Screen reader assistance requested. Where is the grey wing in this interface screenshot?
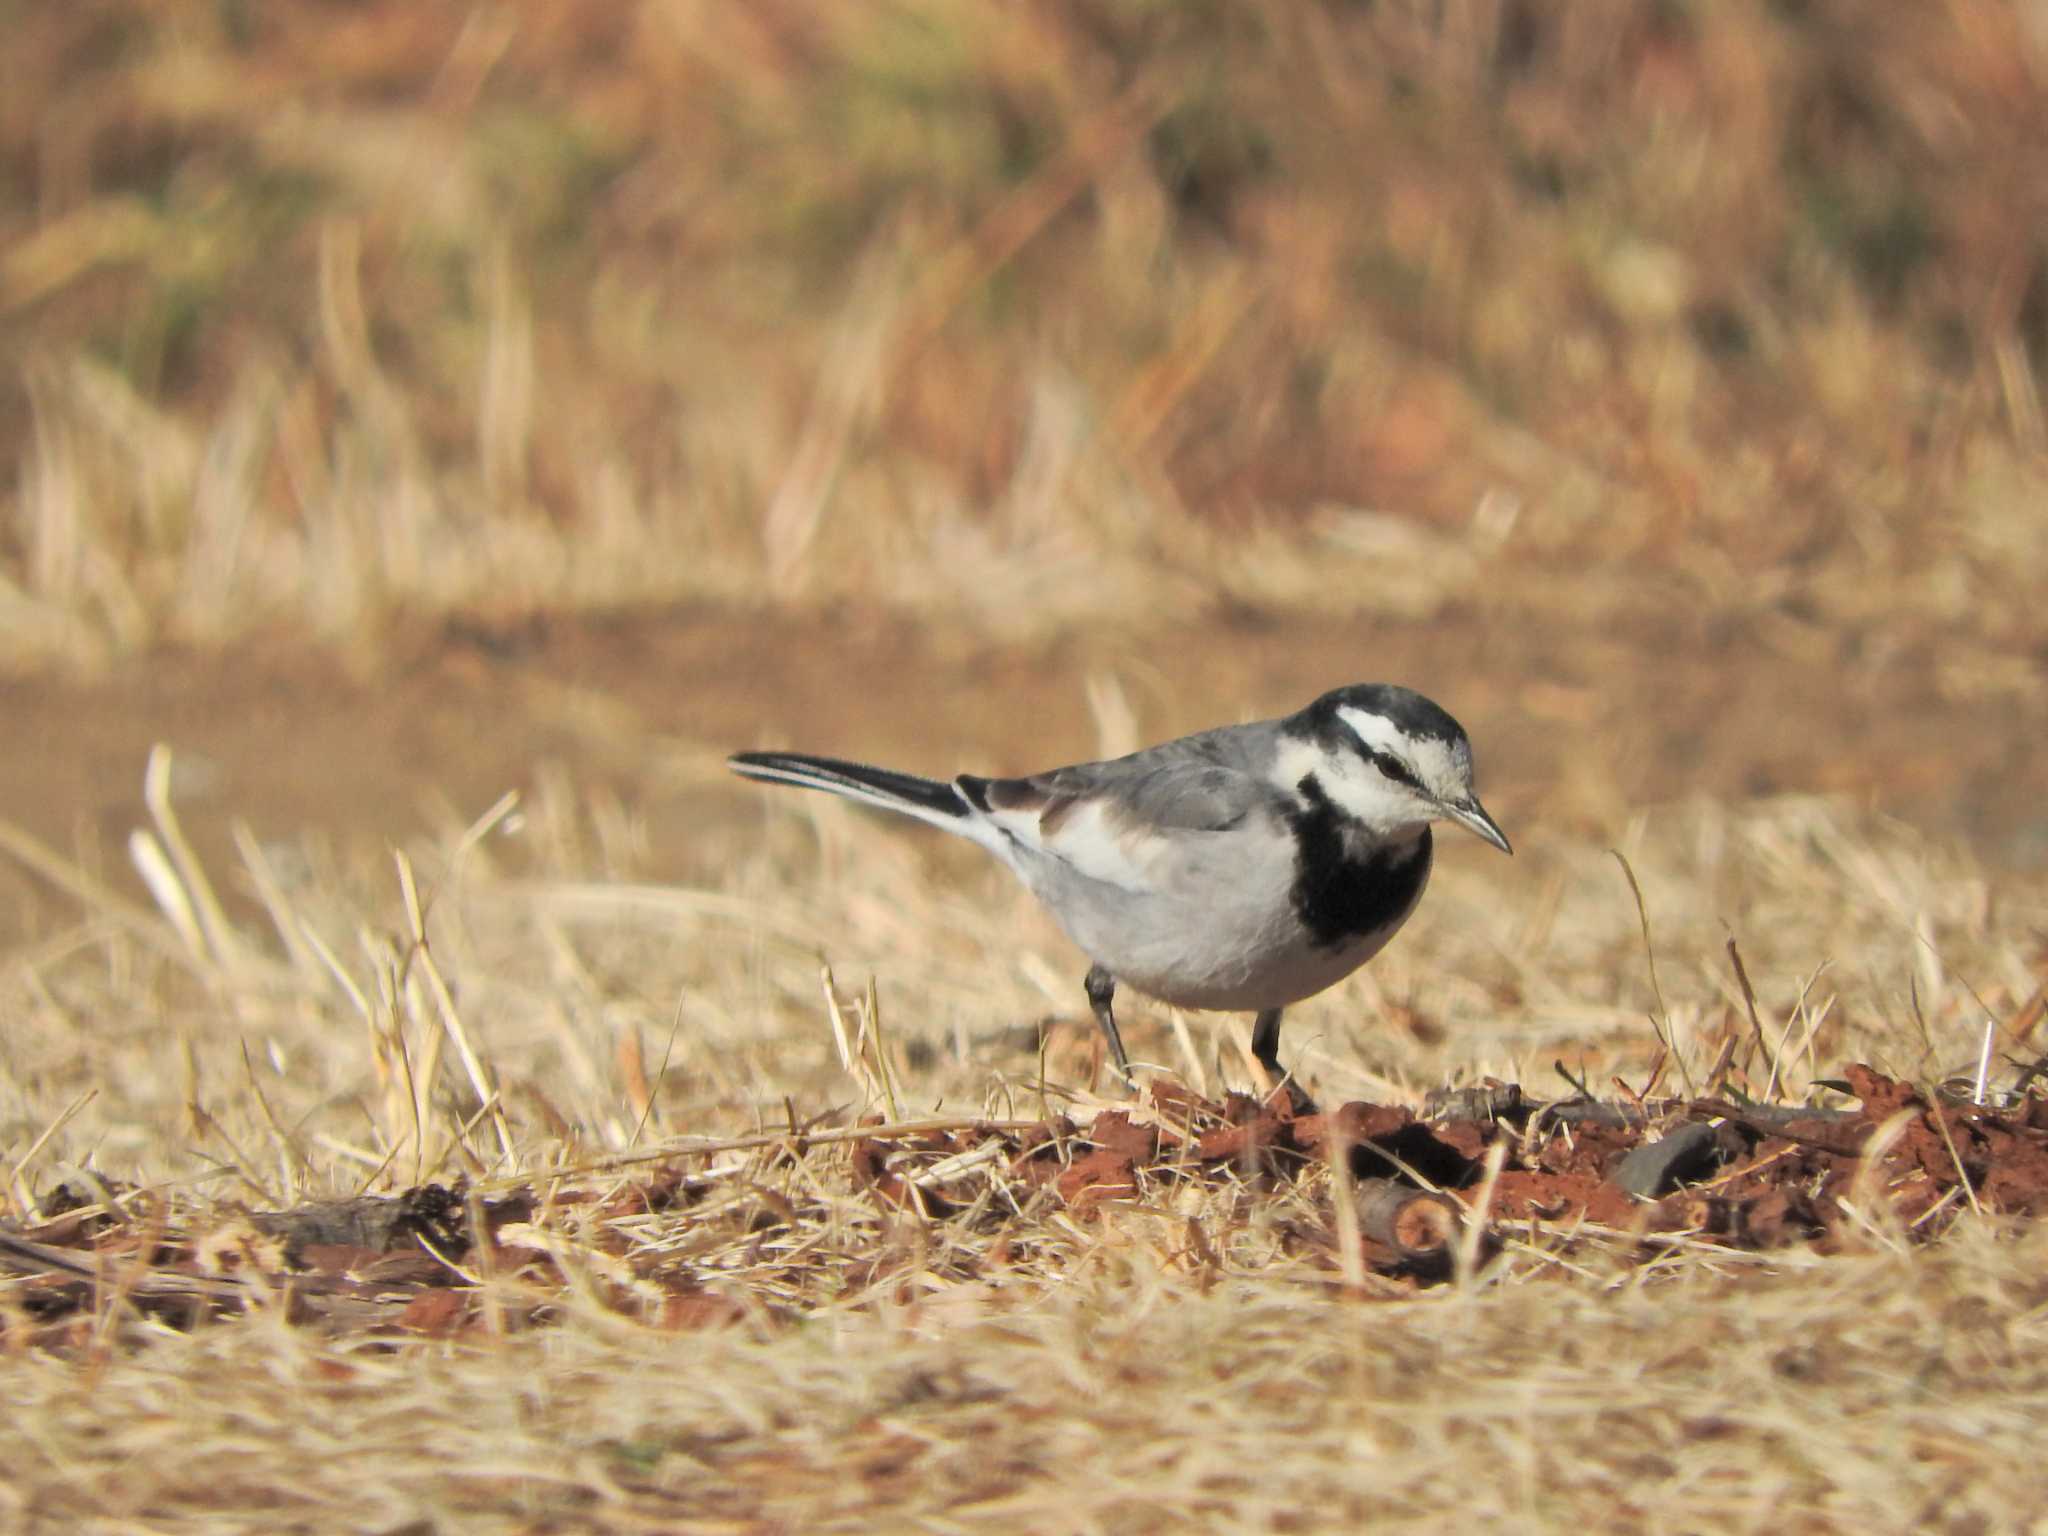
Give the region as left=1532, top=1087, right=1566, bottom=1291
left=965, top=736, right=1283, bottom=890
left=1027, top=759, right=1264, bottom=831
left=1017, top=720, right=1282, bottom=829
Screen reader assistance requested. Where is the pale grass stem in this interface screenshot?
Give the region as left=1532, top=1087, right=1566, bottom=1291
left=238, top=1039, right=306, bottom=1200
left=1724, top=936, right=1780, bottom=1092
left=1927, top=1103, right=1987, bottom=1220
left=6, top=1088, right=98, bottom=1220
left=1611, top=849, right=1694, bottom=1097
left=128, top=831, right=206, bottom=962
left=1768, top=963, right=1835, bottom=1101
left=1167, top=1009, right=1209, bottom=1096
left=862, top=973, right=900, bottom=1123
left=230, top=822, right=323, bottom=981
left=820, top=965, right=901, bottom=1120
left=622, top=991, right=687, bottom=1151
left=1840, top=1107, right=1922, bottom=1255
left=1326, top=1117, right=1367, bottom=1294
left=142, top=745, right=246, bottom=973
left=359, top=926, right=434, bottom=1188
left=396, top=849, right=517, bottom=1166
left=1948, top=968, right=2013, bottom=1106
left=1454, top=1137, right=1510, bottom=1290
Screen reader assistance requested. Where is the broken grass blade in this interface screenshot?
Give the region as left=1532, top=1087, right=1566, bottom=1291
left=231, top=821, right=323, bottom=980
left=1609, top=848, right=1694, bottom=1097
left=821, top=964, right=857, bottom=1078
left=1927, top=1102, right=1986, bottom=1220
left=296, top=919, right=374, bottom=1027
left=1725, top=935, right=1779, bottom=1092
left=451, top=789, right=521, bottom=866
left=910, top=1141, right=1006, bottom=1190
left=6, top=1087, right=98, bottom=1220
left=625, top=991, right=686, bottom=1152
left=397, top=849, right=516, bottom=1166
left=0, top=816, right=205, bottom=975
left=129, top=828, right=208, bottom=962
left=143, top=743, right=247, bottom=972
left=1326, top=1109, right=1367, bottom=1292
left=864, top=973, right=900, bottom=1123
left=1454, top=1136, right=1509, bottom=1290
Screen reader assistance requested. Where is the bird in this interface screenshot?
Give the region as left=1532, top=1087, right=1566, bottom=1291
left=728, top=683, right=1510, bottom=1098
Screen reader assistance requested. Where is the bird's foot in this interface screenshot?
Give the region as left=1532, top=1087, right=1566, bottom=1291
left=1254, top=1062, right=1317, bottom=1118
left=1270, top=1077, right=1318, bottom=1119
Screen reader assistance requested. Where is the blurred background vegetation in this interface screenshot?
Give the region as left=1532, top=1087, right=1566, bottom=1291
left=5, top=0, right=2045, bottom=670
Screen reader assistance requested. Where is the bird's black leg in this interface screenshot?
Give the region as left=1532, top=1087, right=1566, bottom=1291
left=1083, top=964, right=1135, bottom=1087
left=1249, top=1008, right=1285, bottom=1078
left=1250, top=1008, right=1315, bottom=1114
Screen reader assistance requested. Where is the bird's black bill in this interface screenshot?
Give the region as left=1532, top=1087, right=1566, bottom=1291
left=1442, top=796, right=1512, bottom=855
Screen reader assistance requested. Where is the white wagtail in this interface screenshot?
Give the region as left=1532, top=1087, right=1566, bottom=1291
left=729, top=684, right=1510, bottom=1093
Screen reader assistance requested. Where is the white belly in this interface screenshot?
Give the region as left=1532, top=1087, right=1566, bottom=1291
left=1012, top=823, right=1431, bottom=1014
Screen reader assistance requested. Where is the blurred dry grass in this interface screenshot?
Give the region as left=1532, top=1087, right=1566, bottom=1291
left=8, top=3, right=2048, bottom=1529
left=4, top=1, right=2048, bottom=670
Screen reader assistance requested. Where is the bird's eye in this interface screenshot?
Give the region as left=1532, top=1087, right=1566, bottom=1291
left=1371, top=750, right=1423, bottom=791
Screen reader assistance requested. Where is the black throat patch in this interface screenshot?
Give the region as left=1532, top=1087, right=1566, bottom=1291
left=1285, top=774, right=1433, bottom=949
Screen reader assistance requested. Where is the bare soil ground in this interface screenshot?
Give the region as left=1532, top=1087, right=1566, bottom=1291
left=4, top=599, right=2043, bottom=958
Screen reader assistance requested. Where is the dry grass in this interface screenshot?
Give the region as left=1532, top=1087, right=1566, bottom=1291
left=4, top=752, right=2047, bottom=1530
left=6, top=1224, right=2047, bottom=1533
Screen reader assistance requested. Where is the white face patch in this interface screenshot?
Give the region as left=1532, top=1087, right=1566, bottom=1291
left=1334, top=704, right=1473, bottom=804
left=1272, top=733, right=1424, bottom=837
left=1333, top=705, right=1410, bottom=760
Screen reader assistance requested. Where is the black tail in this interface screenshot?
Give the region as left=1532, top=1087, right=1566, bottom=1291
left=727, top=751, right=971, bottom=824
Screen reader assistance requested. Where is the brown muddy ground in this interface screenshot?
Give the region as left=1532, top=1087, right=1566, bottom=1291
left=2, top=601, right=2043, bottom=945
